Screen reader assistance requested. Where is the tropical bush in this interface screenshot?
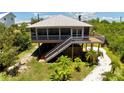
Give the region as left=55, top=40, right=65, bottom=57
left=13, top=32, right=31, bottom=52
left=85, top=50, right=99, bottom=65
left=120, top=52, right=124, bottom=64
left=0, top=23, right=18, bottom=70
left=50, top=56, right=90, bottom=81
left=50, top=56, right=73, bottom=81
left=74, top=57, right=85, bottom=72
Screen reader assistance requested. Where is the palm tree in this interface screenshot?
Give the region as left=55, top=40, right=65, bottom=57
left=85, top=50, right=98, bottom=65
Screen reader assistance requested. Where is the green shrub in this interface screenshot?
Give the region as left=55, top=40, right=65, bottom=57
left=50, top=56, right=73, bottom=81
left=74, top=57, right=84, bottom=72
left=13, top=32, right=31, bottom=52
left=120, top=52, right=124, bottom=64
left=85, top=50, right=99, bottom=65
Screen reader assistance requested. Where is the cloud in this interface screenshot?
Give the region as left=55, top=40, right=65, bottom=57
left=32, top=12, right=52, bottom=19
left=41, top=15, right=52, bottom=19
left=99, top=16, right=122, bottom=22
left=15, top=19, right=31, bottom=24
left=33, top=13, right=38, bottom=17
left=68, top=12, right=96, bottom=21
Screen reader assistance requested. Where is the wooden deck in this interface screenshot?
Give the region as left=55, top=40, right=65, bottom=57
left=82, top=37, right=103, bottom=43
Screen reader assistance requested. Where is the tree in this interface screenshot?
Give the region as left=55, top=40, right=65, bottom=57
left=19, top=23, right=28, bottom=33
left=101, top=20, right=110, bottom=24
left=31, top=17, right=43, bottom=24
left=0, top=47, right=18, bottom=70
left=0, top=23, right=18, bottom=70
left=13, top=23, right=31, bottom=52
left=85, top=50, right=98, bottom=65
left=120, top=52, right=124, bottom=63
left=13, top=32, right=31, bottom=52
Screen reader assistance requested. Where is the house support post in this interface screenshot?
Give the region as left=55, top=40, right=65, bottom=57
left=72, top=44, right=74, bottom=61
left=82, top=44, right=84, bottom=52
left=98, top=43, right=100, bottom=52
left=38, top=42, right=41, bottom=55
left=59, top=28, right=61, bottom=40
left=86, top=43, right=87, bottom=51
left=76, top=29, right=78, bottom=37
left=71, top=28, right=72, bottom=37
left=82, top=27, right=84, bottom=38
left=91, top=43, right=93, bottom=50
left=36, top=28, right=40, bottom=55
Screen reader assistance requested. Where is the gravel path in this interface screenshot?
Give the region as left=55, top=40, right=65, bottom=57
left=83, top=47, right=112, bottom=81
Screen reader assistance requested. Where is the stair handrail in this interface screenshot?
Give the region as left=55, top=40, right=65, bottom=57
left=45, top=36, right=72, bottom=58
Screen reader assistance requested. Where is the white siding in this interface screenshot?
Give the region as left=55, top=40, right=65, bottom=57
left=0, top=13, right=15, bottom=27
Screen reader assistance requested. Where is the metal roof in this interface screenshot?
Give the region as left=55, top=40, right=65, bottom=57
left=28, top=15, right=92, bottom=28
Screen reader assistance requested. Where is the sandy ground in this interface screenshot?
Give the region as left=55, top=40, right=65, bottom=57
left=83, top=47, right=112, bottom=81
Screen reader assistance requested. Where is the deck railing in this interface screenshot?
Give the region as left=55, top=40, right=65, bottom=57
left=31, top=34, right=105, bottom=43
left=31, top=35, right=70, bottom=40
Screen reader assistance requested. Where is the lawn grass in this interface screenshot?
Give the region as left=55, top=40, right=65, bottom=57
left=18, top=43, right=38, bottom=59
left=104, top=47, right=124, bottom=68
left=70, top=64, right=95, bottom=81
left=1, top=44, right=97, bottom=81
left=102, top=47, right=124, bottom=80
left=5, top=60, right=95, bottom=81
left=6, top=59, right=53, bottom=81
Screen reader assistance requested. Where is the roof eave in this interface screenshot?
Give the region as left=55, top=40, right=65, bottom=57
left=28, top=25, right=93, bottom=28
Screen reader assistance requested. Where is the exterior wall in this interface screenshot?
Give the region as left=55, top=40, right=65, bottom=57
left=0, top=14, right=15, bottom=27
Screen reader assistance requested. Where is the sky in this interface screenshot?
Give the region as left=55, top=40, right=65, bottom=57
left=11, top=12, right=124, bottom=23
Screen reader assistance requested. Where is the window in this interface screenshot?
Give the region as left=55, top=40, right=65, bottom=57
left=4, top=18, right=6, bottom=21
left=11, top=18, right=14, bottom=20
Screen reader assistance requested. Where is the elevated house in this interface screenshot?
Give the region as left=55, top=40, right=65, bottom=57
left=28, top=15, right=105, bottom=62
left=0, top=12, right=16, bottom=27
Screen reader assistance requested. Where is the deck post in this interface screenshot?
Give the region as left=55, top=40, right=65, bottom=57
left=59, top=28, right=61, bottom=40
left=82, top=44, right=84, bottom=52
left=47, top=28, right=49, bottom=40
left=91, top=43, right=93, bottom=50
left=72, top=44, right=74, bottom=61
left=38, top=42, right=41, bottom=55
left=86, top=43, right=87, bottom=51
left=36, top=28, right=38, bottom=40
left=35, top=28, right=40, bottom=55
left=82, top=27, right=84, bottom=38
left=71, top=28, right=73, bottom=37
left=76, top=29, right=78, bottom=37
left=98, top=43, right=100, bottom=52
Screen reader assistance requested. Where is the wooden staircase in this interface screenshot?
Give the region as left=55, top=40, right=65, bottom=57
left=45, top=37, right=83, bottom=62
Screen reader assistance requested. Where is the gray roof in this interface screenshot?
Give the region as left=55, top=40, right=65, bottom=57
left=28, top=15, right=92, bottom=28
